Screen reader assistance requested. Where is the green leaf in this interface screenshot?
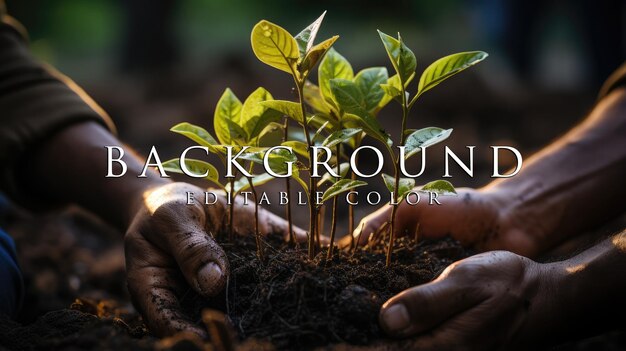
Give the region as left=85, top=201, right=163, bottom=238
left=319, top=48, right=353, bottom=106
left=317, top=162, right=350, bottom=186
left=321, top=179, right=367, bottom=203
left=240, top=87, right=282, bottom=143
left=329, top=78, right=367, bottom=116
left=355, top=67, right=388, bottom=112
left=240, top=148, right=298, bottom=175
left=312, top=120, right=330, bottom=143
left=303, top=81, right=332, bottom=115
left=214, top=88, right=242, bottom=145
left=257, top=122, right=284, bottom=146
left=381, top=173, right=415, bottom=202
left=251, top=20, right=300, bottom=75
left=342, top=113, right=391, bottom=147
left=170, top=122, right=221, bottom=154
left=292, top=169, right=309, bottom=194
left=377, top=30, right=416, bottom=85
left=260, top=100, right=303, bottom=123
left=224, top=118, right=248, bottom=145
left=322, top=128, right=362, bottom=148
left=378, top=73, right=414, bottom=109
left=294, top=11, right=326, bottom=57
left=404, top=127, right=453, bottom=160
left=162, top=158, right=223, bottom=189
left=226, top=173, right=275, bottom=194
left=282, top=140, right=309, bottom=160
left=299, top=36, right=339, bottom=77
left=420, top=179, right=457, bottom=195
left=417, top=51, right=488, bottom=97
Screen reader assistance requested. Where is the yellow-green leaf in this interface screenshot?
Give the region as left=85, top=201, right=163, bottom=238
left=299, top=35, right=339, bottom=78
left=421, top=179, right=456, bottom=195
left=322, top=128, right=362, bottom=148
left=404, top=127, right=453, bottom=160
left=170, top=122, right=221, bottom=154
left=251, top=20, right=299, bottom=75
left=294, top=11, right=326, bottom=57
left=319, top=48, right=353, bottom=106
left=417, top=51, right=488, bottom=97
left=240, top=87, right=282, bottom=143
left=303, top=81, right=332, bottom=115
left=355, top=67, right=388, bottom=112
left=317, top=162, right=350, bottom=186
left=321, top=179, right=367, bottom=203
left=282, top=140, right=309, bottom=160
left=260, top=100, right=304, bottom=123
left=214, top=88, right=242, bottom=145
left=377, top=30, right=416, bottom=85
left=162, top=158, right=223, bottom=189
left=381, top=173, right=415, bottom=202
left=226, top=173, right=275, bottom=194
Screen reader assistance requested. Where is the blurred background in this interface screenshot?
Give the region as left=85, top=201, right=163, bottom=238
left=5, top=0, right=626, bottom=229
left=3, top=1, right=626, bottom=335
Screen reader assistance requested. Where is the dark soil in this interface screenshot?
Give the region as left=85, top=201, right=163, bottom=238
left=181, top=234, right=470, bottom=350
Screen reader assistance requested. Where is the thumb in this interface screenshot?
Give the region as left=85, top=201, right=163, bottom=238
left=148, top=200, right=230, bottom=297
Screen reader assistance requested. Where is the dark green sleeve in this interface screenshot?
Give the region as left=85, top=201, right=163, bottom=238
left=598, top=62, right=626, bottom=99
left=0, top=9, right=115, bottom=200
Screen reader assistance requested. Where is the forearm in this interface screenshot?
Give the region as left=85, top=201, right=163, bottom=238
left=24, top=121, right=170, bottom=231
left=485, top=88, right=626, bottom=252
left=521, top=230, right=626, bottom=346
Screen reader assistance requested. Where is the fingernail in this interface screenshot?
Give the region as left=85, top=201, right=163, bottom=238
left=381, top=303, right=410, bottom=333
left=197, top=262, right=223, bottom=295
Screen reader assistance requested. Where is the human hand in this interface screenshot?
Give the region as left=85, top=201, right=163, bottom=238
left=378, top=251, right=549, bottom=350
left=124, top=182, right=306, bottom=337
left=346, top=187, right=541, bottom=257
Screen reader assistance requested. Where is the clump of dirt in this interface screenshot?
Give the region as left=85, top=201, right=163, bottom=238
left=183, top=234, right=470, bottom=350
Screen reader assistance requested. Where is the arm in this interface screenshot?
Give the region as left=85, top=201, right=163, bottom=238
left=378, top=230, right=626, bottom=350
left=0, top=16, right=303, bottom=336
left=354, top=87, right=626, bottom=257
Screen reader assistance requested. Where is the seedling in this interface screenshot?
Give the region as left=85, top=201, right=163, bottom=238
left=251, top=12, right=365, bottom=259
left=375, top=30, right=487, bottom=266
left=305, top=47, right=393, bottom=252
left=163, top=12, right=487, bottom=267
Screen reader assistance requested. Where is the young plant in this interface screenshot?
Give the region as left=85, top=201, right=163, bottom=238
left=375, top=30, right=488, bottom=266
left=304, top=48, right=393, bottom=250
left=164, top=86, right=281, bottom=258
left=251, top=12, right=363, bottom=259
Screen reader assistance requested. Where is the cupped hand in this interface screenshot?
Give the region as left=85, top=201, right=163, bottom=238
left=379, top=251, right=549, bottom=350
left=124, top=182, right=306, bottom=337
left=346, top=187, right=541, bottom=257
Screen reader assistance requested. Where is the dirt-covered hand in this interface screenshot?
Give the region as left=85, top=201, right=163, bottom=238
left=379, top=251, right=545, bottom=350
left=346, top=187, right=540, bottom=257
left=124, top=182, right=306, bottom=337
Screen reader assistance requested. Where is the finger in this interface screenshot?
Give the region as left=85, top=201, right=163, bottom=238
left=145, top=203, right=229, bottom=297
left=404, top=295, right=524, bottom=351
left=379, top=275, right=487, bottom=338
left=125, top=233, right=207, bottom=337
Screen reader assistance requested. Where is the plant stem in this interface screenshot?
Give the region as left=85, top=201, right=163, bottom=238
left=228, top=177, right=235, bottom=242
left=282, top=117, right=295, bottom=245
left=246, top=176, right=264, bottom=260
left=295, top=80, right=317, bottom=260
left=386, top=85, right=410, bottom=267
left=327, top=144, right=341, bottom=260
left=348, top=133, right=361, bottom=250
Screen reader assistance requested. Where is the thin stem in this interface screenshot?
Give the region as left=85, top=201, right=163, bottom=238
left=386, top=83, right=410, bottom=267
left=228, top=177, right=235, bottom=242
left=295, top=80, right=317, bottom=260
left=246, top=176, right=264, bottom=260
left=348, top=133, right=361, bottom=250
left=327, top=144, right=341, bottom=260
left=282, top=118, right=295, bottom=245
